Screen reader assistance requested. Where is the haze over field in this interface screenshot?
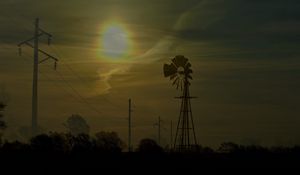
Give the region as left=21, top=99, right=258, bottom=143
left=0, top=0, right=299, bottom=147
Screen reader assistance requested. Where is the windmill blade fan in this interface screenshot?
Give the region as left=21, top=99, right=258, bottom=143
left=163, top=55, right=193, bottom=90
left=172, top=55, right=188, bottom=68
left=176, top=81, right=180, bottom=90
left=185, top=69, right=193, bottom=75
left=172, top=77, right=179, bottom=86
left=180, top=81, right=183, bottom=91
left=185, top=62, right=191, bottom=69
left=170, top=74, right=177, bottom=80
left=187, top=81, right=191, bottom=86
left=163, top=64, right=177, bottom=77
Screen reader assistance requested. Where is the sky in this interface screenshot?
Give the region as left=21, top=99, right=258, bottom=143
left=0, top=0, right=300, bottom=148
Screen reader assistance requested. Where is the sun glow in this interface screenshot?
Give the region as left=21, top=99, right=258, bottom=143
left=100, top=22, right=132, bottom=60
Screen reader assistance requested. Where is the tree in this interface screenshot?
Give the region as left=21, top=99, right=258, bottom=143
left=218, top=142, right=240, bottom=153
left=17, top=126, right=45, bottom=142
left=1, top=141, right=29, bottom=153
left=64, top=114, right=90, bottom=136
left=30, top=133, right=71, bottom=153
left=94, top=131, right=125, bottom=153
left=48, top=132, right=71, bottom=153
left=30, top=134, right=54, bottom=152
left=68, top=133, right=93, bottom=153
left=136, top=138, right=164, bottom=153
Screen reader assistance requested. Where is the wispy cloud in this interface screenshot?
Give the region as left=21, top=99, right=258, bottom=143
left=96, top=64, right=130, bottom=94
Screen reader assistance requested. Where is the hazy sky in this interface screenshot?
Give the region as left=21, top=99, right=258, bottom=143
left=0, top=0, right=300, bottom=147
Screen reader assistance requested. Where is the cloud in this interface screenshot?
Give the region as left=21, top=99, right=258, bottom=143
left=173, top=0, right=300, bottom=50
left=94, top=0, right=300, bottom=99
left=96, top=64, right=130, bottom=94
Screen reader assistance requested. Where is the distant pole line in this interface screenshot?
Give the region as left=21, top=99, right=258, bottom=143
left=170, top=120, right=173, bottom=147
left=154, top=116, right=163, bottom=145
left=128, top=98, right=132, bottom=152
left=18, top=18, right=58, bottom=137
left=158, top=116, right=161, bottom=145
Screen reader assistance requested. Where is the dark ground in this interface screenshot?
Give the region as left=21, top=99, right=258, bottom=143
left=1, top=152, right=299, bottom=174
left=0, top=133, right=299, bottom=174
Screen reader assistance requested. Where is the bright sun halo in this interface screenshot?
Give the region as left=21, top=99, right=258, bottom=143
left=101, top=23, right=131, bottom=59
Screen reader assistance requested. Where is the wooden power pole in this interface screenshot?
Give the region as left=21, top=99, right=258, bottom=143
left=128, top=98, right=132, bottom=152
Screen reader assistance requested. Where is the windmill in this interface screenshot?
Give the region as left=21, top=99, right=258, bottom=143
left=163, top=55, right=197, bottom=152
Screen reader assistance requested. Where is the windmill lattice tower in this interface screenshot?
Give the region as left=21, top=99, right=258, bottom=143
left=163, top=55, right=197, bottom=152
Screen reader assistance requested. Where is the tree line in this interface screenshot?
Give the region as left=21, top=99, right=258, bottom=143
left=0, top=104, right=300, bottom=155
left=1, top=131, right=300, bottom=155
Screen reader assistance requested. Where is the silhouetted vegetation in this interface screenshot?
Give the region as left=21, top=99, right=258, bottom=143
left=0, top=132, right=300, bottom=155
left=0, top=132, right=299, bottom=167
left=136, top=138, right=164, bottom=153
left=64, top=114, right=90, bottom=136
left=0, top=133, right=298, bottom=174
left=94, top=131, right=125, bottom=153
left=0, top=132, right=125, bottom=154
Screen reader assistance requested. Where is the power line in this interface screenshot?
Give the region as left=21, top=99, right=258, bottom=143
left=21, top=51, right=87, bottom=105
left=49, top=44, right=124, bottom=110
left=1, top=14, right=127, bottom=121
left=48, top=49, right=109, bottom=116
left=16, top=19, right=114, bottom=127
left=54, top=68, right=103, bottom=116
left=16, top=22, right=104, bottom=118
left=20, top=50, right=107, bottom=119
left=20, top=44, right=127, bottom=121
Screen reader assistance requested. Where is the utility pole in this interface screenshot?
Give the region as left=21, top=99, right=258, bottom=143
left=158, top=116, right=161, bottom=145
left=154, top=116, right=162, bottom=145
left=170, top=120, right=173, bottom=147
left=18, top=18, right=58, bottom=137
left=128, top=98, right=132, bottom=152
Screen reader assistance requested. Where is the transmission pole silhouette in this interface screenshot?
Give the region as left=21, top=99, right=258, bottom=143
left=18, top=18, right=58, bottom=136
left=128, top=98, right=132, bottom=152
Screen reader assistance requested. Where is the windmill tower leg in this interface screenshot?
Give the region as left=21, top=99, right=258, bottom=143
left=173, top=80, right=197, bottom=152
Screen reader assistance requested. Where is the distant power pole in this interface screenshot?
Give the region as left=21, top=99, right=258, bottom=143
left=128, top=98, right=132, bottom=152
left=158, top=116, right=161, bottom=145
left=170, top=120, right=173, bottom=147
left=18, top=18, right=58, bottom=136
left=154, top=116, right=162, bottom=145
